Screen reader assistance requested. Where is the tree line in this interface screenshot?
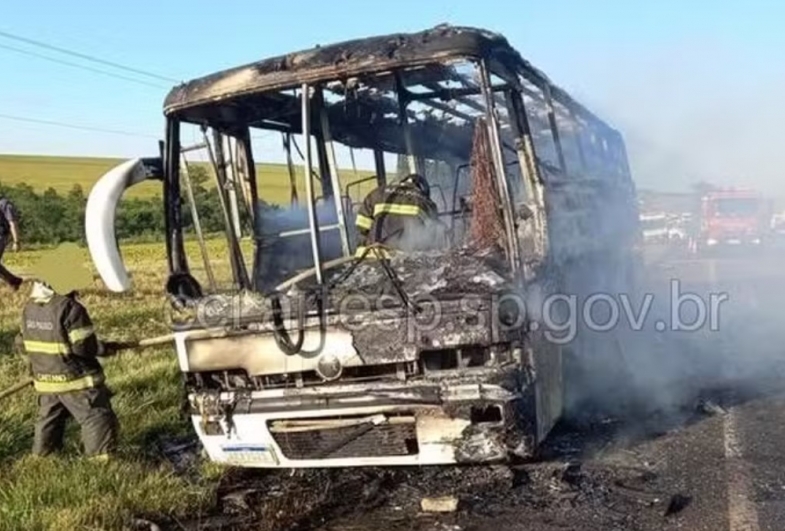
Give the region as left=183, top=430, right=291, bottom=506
left=0, top=166, right=231, bottom=246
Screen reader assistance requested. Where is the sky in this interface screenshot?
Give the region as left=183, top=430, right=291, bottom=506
left=2, top=0, right=784, bottom=195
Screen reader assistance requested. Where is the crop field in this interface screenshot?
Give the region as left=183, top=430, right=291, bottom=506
left=0, top=239, right=238, bottom=530
left=0, top=155, right=154, bottom=198
left=0, top=154, right=376, bottom=205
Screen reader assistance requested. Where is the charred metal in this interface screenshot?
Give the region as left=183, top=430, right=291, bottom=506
left=90, top=24, right=639, bottom=468
left=162, top=25, right=611, bottom=135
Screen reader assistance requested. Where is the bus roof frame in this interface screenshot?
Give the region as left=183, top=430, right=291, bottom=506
left=162, top=24, right=618, bottom=139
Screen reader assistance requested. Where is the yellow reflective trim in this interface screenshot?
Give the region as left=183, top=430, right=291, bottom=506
left=373, top=203, right=422, bottom=216
left=68, top=326, right=95, bottom=344
left=23, top=340, right=70, bottom=355
left=355, top=214, right=373, bottom=230
left=354, top=246, right=392, bottom=259
left=35, top=374, right=71, bottom=383
left=33, top=373, right=103, bottom=393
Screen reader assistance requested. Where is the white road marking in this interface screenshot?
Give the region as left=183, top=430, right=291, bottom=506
left=724, top=409, right=760, bottom=531
left=709, top=259, right=760, bottom=531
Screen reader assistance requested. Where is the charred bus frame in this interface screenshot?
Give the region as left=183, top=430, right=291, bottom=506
left=158, top=25, right=633, bottom=297
left=87, top=25, right=638, bottom=468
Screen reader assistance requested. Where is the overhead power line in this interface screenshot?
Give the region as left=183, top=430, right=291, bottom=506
left=0, top=43, right=168, bottom=89
left=0, top=113, right=159, bottom=139
left=0, top=29, right=180, bottom=84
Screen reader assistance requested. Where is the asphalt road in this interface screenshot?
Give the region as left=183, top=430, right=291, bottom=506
left=176, top=244, right=785, bottom=531
left=641, top=246, right=785, bottom=531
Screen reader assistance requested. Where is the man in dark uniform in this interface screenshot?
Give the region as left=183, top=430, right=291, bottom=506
left=354, top=173, right=442, bottom=257
left=20, top=243, right=120, bottom=459
left=0, top=193, right=23, bottom=290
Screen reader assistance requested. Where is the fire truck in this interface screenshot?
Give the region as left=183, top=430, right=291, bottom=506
left=697, top=188, right=769, bottom=251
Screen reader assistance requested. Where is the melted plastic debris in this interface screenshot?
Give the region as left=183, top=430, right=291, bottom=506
left=187, top=247, right=511, bottom=329
left=323, top=247, right=511, bottom=298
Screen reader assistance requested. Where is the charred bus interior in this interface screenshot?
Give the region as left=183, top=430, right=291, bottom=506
left=166, top=62, right=525, bottom=298
left=91, top=25, right=639, bottom=466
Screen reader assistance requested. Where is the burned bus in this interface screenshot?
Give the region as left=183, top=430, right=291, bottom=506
left=86, top=25, right=640, bottom=467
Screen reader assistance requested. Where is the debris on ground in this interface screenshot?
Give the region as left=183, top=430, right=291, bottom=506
left=156, top=436, right=200, bottom=474
left=421, top=496, right=460, bottom=513
left=664, top=493, right=693, bottom=516
left=696, top=399, right=728, bottom=416
left=129, top=518, right=162, bottom=531
left=135, top=417, right=728, bottom=531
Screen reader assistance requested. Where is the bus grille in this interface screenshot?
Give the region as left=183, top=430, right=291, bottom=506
left=268, top=416, right=418, bottom=460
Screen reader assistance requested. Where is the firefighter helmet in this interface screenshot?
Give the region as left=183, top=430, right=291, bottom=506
left=402, top=173, right=430, bottom=198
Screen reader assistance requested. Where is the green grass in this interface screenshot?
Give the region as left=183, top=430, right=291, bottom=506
left=0, top=240, right=237, bottom=531
left=0, top=154, right=376, bottom=205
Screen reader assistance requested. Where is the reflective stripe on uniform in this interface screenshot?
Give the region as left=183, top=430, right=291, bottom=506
left=68, top=326, right=95, bottom=344
left=33, top=373, right=103, bottom=393
left=354, top=246, right=393, bottom=259
left=373, top=203, right=422, bottom=216
left=355, top=214, right=373, bottom=230
left=23, top=340, right=71, bottom=355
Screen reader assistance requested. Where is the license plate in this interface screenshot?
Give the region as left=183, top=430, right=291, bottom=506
left=220, top=444, right=278, bottom=465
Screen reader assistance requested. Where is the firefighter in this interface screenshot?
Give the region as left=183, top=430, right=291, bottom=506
left=19, top=243, right=121, bottom=460
left=354, top=173, right=441, bottom=257
left=0, top=193, right=23, bottom=290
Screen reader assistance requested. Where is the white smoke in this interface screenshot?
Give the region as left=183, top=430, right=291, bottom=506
left=560, top=40, right=785, bottom=201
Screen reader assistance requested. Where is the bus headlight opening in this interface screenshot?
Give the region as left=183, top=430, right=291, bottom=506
left=317, top=354, right=343, bottom=381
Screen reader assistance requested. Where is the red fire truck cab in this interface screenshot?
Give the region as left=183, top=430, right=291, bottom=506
left=699, top=188, right=768, bottom=250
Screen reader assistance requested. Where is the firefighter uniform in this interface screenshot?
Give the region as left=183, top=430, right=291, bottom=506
left=21, top=281, right=118, bottom=458
left=354, top=174, right=439, bottom=257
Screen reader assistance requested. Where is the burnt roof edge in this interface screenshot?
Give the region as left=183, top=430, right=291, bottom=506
left=163, top=25, right=512, bottom=114
left=162, top=24, right=619, bottom=136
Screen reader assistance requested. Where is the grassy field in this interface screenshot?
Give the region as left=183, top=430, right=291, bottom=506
left=0, top=154, right=376, bottom=205
left=0, top=239, right=241, bottom=531
left=0, top=155, right=153, bottom=198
